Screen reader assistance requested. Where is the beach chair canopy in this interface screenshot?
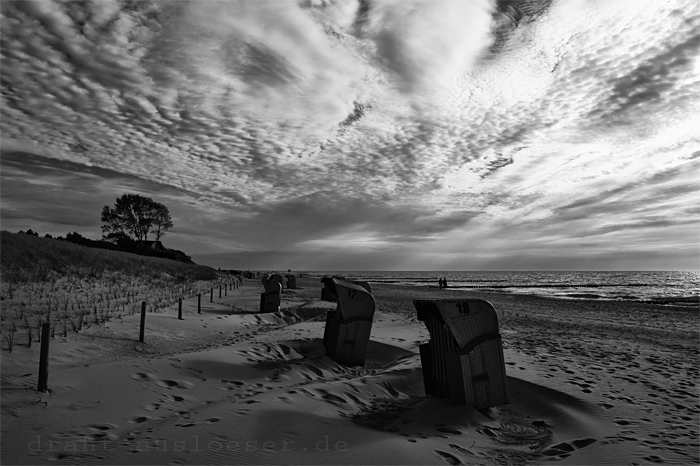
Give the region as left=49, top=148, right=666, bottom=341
left=261, top=278, right=282, bottom=294
left=333, top=279, right=376, bottom=322
left=415, top=299, right=499, bottom=350
left=351, top=280, right=372, bottom=294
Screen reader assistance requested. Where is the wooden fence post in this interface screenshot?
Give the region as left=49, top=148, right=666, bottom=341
left=139, top=301, right=146, bottom=342
left=198, top=293, right=201, bottom=314
left=178, top=298, right=183, bottom=320
left=225, top=284, right=228, bottom=296
left=37, top=323, right=50, bottom=392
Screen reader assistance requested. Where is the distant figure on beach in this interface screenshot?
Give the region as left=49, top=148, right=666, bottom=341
left=438, top=278, right=448, bottom=289
left=442, top=277, right=448, bottom=289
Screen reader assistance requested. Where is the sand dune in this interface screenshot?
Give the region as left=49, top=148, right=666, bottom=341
left=1, top=277, right=698, bottom=465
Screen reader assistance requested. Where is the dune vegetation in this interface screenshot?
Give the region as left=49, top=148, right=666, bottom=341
left=0, top=231, right=228, bottom=352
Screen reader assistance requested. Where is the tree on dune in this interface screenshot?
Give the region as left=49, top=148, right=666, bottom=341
left=101, top=194, right=173, bottom=243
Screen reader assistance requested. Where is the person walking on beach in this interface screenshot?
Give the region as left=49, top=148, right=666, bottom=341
left=442, top=277, right=448, bottom=289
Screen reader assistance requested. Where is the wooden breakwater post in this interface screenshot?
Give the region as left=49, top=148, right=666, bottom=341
left=178, top=298, right=183, bottom=320
left=210, top=288, right=213, bottom=303
left=198, top=293, right=202, bottom=314
left=37, top=323, right=51, bottom=392
left=139, top=301, right=146, bottom=342
left=219, top=285, right=222, bottom=299
left=225, top=284, right=228, bottom=296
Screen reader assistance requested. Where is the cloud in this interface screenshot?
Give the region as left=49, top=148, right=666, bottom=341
left=1, top=0, right=699, bottom=270
left=359, top=0, right=495, bottom=92
left=587, top=30, right=700, bottom=124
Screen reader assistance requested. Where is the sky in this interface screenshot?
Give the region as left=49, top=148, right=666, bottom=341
left=1, top=0, right=699, bottom=271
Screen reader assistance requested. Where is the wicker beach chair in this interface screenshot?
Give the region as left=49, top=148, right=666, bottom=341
left=414, top=298, right=509, bottom=409
left=260, top=279, right=281, bottom=313
left=286, top=274, right=297, bottom=289
left=323, top=279, right=376, bottom=366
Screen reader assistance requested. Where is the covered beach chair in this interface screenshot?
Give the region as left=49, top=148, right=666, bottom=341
left=286, top=274, right=297, bottom=289
left=323, top=279, right=376, bottom=366
left=260, top=277, right=282, bottom=313
left=414, top=298, right=509, bottom=409
left=270, top=274, right=284, bottom=288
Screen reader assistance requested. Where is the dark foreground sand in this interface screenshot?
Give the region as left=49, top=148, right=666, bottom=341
left=1, top=277, right=698, bottom=465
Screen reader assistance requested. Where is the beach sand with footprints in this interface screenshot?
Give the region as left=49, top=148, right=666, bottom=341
left=1, top=276, right=698, bottom=465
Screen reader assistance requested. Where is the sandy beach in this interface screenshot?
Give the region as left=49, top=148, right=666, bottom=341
left=1, top=276, right=698, bottom=465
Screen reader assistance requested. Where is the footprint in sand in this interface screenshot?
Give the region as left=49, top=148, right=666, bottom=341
left=434, top=450, right=462, bottom=465
left=156, top=379, right=194, bottom=389
left=541, top=438, right=597, bottom=459
left=436, top=427, right=462, bottom=435
left=126, top=416, right=151, bottom=424
left=51, top=423, right=119, bottom=443
left=175, top=422, right=197, bottom=428
left=222, top=380, right=245, bottom=386
left=449, top=444, right=473, bottom=456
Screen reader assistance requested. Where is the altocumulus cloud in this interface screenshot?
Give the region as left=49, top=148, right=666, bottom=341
left=1, top=0, right=699, bottom=270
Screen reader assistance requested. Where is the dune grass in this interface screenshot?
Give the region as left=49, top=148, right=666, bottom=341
left=0, top=231, right=230, bottom=352
left=0, top=231, right=216, bottom=283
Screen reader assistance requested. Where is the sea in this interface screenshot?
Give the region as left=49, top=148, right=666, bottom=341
left=302, top=271, right=700, bottom=306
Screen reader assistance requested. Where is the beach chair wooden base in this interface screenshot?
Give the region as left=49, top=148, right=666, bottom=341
left=259, top=292, right=280, bottom=313
left=445, top=337, right=509, bottom=408
left=324, top=315, right=372, bottom=366
left=419, top=342, right=450, bottom=398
